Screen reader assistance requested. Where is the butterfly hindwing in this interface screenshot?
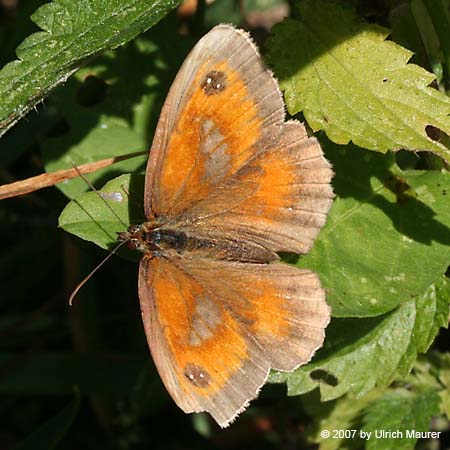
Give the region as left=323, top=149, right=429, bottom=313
left=138, top=253, right=329, bottom=426
left=138, top=255, right=270, bottom=427
left=177, top=121, right=334, bottom=254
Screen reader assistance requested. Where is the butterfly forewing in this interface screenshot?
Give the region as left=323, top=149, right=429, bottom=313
left=144, top=25, right=285, bottom=220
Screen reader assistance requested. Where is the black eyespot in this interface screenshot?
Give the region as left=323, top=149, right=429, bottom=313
left=201, top=70, right=227, bottom=95
left=184, top=363, right=211, bottom=388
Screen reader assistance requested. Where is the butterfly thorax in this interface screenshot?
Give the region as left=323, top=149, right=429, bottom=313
left=118, top=223, right=278, bottom=263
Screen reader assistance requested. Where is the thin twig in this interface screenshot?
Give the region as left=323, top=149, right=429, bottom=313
left=0, top=150, right=147, bottom=200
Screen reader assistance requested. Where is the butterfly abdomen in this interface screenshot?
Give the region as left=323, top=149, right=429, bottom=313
left=140, top=227, right=278, bottom=263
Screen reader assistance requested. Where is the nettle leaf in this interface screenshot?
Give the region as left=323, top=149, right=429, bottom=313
left=270, top=302, right=415, bottom=400
left=361, top=388, right=441, bottom=450
left=0, top=0, right=182, bottom=138
left=266, top=0, right=450, bottom=163
left=269, top=277, right=449, bottom=401
left=301, top=141, right=450, bottom=317
left=396, top=276, right=450, bottom=377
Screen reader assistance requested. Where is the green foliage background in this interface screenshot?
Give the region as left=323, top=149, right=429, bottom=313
left=0, top=0, right=449, bottom=449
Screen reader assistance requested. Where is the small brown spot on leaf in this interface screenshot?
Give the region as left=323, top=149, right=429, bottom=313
left=184, top=363, right=211, bottom=388
left=201, top=71, right=227, bottom=95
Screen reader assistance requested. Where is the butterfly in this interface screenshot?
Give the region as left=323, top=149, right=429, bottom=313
left=117, top=24, right=334, bottom=427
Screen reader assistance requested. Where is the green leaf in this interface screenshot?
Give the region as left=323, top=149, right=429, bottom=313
left=0, top=0, right=44, bottom=68
left=45, top=113, right=147, bottom=199
left=396, top=276, right=450, bottom=377
left=301, top=141, right=450, bottom=317
left=270, top=301, right=415, bottom=400
left=0, top=0, right=182, bottom=138
left=59, top=173, right=145, bottom=252
left=362, top=388, right=441, bottom=450
left=269, top=277, right=448, bottom=401
left=428, top=352, right=450, bottom=419
left=15, top=391, right=80, bottom=450
left=266, top=0, right=450, bottom=163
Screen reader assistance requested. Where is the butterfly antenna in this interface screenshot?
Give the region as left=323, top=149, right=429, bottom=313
left=69, top=239, right=129, bottom=306
left=72, top=163, right=129, bottom=229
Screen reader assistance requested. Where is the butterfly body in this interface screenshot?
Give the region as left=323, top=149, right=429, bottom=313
left=123, top=24, right=334, bottom=427
left=118, top=224, right=189, bottom=254
left=119, top=222, right=280, bottom=262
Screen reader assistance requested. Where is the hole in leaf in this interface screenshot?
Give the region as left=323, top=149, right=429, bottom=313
left=76, top=75, right=108, bottom=107
left=310, top=369, right=338, bottom=386
left=425, top=124, right=446, bottom=142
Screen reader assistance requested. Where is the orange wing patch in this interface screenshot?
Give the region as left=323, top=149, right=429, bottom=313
left=234, top=125, right=333, bottom=234
left=139, top=255, right=271, bottom=427
left=183, top=258, right=330, bottom=372
left=179, top=121, right=334, bottom=254
left=144, top=25, right=285, bottom=222
left=150, top=256, right=250, bottom=396
left=156, top=61, right=263, bottom=217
